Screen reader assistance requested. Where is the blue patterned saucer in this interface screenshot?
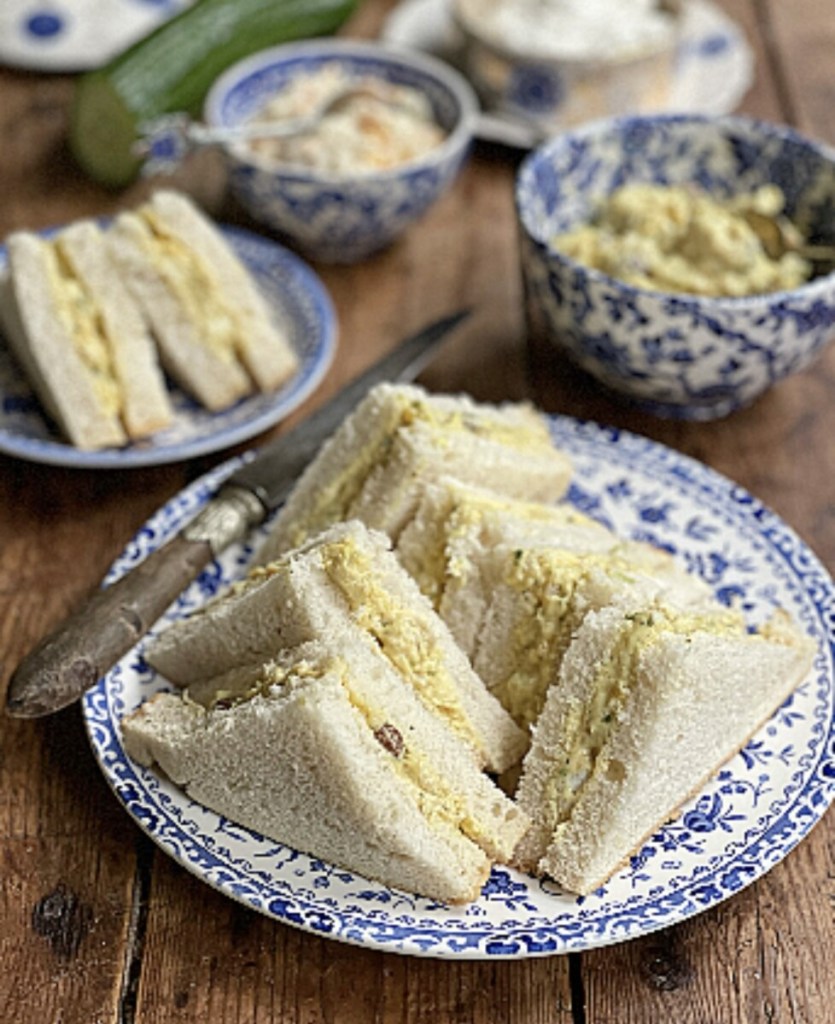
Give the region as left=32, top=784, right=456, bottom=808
left=83, top=418, right=835, bottom=957
left=0, top=225, right=336, bottom=469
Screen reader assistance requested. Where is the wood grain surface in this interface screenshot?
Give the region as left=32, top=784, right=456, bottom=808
left=1, top=1, right=834, bottom=1022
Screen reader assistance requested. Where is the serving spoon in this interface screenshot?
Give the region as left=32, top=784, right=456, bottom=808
left=741, top=209, right=835, bottom=271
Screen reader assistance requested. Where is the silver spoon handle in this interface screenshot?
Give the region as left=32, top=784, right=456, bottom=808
left=133, top=111, right=324, bottom=176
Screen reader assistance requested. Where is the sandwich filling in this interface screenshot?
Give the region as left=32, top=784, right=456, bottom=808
left=486, top=549, right=658, bottom=728
left=189, top=655, right=494, bottom=854
left=542, top=606, right=745, bottom=839
left=130, top=208, right=247, bottom=371
left=281, top=392, right=556, bottom=549
left=46, top=238, right=121, bottom=416
left=317, top=533, right=486, bottom=758
left=406, top=484, right=596, bottom=608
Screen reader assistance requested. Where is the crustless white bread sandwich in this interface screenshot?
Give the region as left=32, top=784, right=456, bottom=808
left=108, top=190, right=299, bottom=411
left=396, top=476, right=612, bottom=621
left=0, top=220, right=173, bottom=449
left=395, top=476, right=717, bottom=728
left=146, top=520, right=527, bottom=774
left=123, top=638, right=529, bottom=904
left=512, top=597, right=815, bottom=895
left=255, top=382, right=573, bottom=563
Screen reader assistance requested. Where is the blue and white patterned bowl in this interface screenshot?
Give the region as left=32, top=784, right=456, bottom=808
left=204, top=40, right=478, bottom=264
left=517, top=114, right=835, bottom=420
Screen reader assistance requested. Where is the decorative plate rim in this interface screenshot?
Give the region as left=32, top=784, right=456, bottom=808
left=0, top=224, right=337, bottom=469
left=82, top=415, right=835, bottom=958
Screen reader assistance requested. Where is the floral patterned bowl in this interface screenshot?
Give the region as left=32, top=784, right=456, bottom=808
left=204, top=39, right=478, bottom=264
left=517, top=114, right=835, bottom=420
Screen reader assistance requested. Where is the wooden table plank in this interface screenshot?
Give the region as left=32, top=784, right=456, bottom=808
left=134, top=856, right=575, bottom=1023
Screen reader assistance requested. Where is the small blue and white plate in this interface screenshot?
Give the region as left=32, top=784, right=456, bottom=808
left=0, top=225, right=337, bottom=469
left=83, top=417, right=835, bottom=958
left=0, top=0, right=192, bottom=72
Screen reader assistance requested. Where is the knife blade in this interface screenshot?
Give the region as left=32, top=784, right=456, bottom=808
left=5, top=310, right=469, bottom=719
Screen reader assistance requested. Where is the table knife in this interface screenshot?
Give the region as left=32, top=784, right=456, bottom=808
left=5, top=309, right=469, bottom=719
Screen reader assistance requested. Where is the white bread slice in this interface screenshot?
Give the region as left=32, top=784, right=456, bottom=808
left=147, top=521, right=527, bottom=773
left=123, top=639, right=529, bottom=903
left=56, top=221, right=173, bottom=439
left=512, top=600, right=815, bottom=894
left=107, top=190, right=298, bottom=411
left=0, top=225, right=172, bottom=448
left=396, top=477, right=620, bottom=657
left=256, top=382, right=572, bottom=562
left=472, top=546, right=720, bottom=729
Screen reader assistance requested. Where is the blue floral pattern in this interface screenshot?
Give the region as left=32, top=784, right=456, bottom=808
left=0, top=226, right=336, bottom=468
left=517, top=114, right=835, bottom=420
left=204, top=41, right=477, bottom=264
left=83, top=418, right=835, bottom=957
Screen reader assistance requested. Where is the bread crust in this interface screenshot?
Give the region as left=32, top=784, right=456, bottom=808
left=513, top=601, right=815, bottom=893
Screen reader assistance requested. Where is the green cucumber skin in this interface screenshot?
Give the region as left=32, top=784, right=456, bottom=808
left=70, top=0, right=358, bottom=187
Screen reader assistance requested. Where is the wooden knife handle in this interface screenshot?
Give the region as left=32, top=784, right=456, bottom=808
left=5, top=485, right=266, bottom=719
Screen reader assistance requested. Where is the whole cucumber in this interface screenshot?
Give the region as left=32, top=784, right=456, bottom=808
left=70, top=0, right=358, bottom=188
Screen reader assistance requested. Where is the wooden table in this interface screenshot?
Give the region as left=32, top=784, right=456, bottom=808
left=2, top=1, right=834, bottom=1021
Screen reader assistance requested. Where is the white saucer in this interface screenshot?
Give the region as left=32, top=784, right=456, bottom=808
left=382, top=0, right=755, bottom=148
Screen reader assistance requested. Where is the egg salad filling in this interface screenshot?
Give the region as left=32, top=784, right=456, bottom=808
left=47, top=239, right=121, bottom=416
left=135, top=209, right=245, bottom=368
left=412, top=488, right=594, bottom=609
left=318, top=533, right=486, bottom=758
left=553, top=183, right=812, bottom=297
left=543, top=606, right=745, bottom=833
left=191, top=653, right=491, bottom=852
left=490, top=549, right=643, bottom=729
left=286, top=394, right=555, bottom=549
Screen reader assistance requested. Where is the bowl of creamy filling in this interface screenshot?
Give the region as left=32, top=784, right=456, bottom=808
left=517, top=113, right=835, bottom=420
left=204, top=39, right=478, bottom=263
left=453, top=0, right=681, bottom=134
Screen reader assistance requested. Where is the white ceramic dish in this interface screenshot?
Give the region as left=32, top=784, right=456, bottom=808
left=0, top=0, right=192, bottom=72
left=382, top=0, right=755, bottom=148
left=0, top=225, right=337, bottom=469
left=83, top=416, right=835, bottom=957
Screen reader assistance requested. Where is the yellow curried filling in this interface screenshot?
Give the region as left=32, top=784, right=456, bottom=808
left=413, top=488, right=593, bottom=608
left=284, top=395, right=554, bottom=549
left=319, top=534, right=486, bottom=758
left=339, top=676, right=486, bottom=848
left=47, top=240, right=121, bottom=417
left=195, top=653, right=487, bottom=849
left=543, top=606, right=745, bottom=829
left=493, top=549, right=638, bottom=729
left=137, top=209, right=243, bottom=366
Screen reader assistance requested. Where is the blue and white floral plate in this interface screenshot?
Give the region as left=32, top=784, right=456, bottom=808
left=0, top=0, right=193, bottom=72
left=382, top=0, right=755, bottom=149
left=0, top=226, right=337, bottom=469
left=83, top=417, right=835, bottom=957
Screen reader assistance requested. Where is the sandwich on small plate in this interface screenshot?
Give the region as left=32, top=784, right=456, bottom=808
left=512, top=595, right=816, bottom=895
left=147, top=519, right=527, bottom=774
left=256, top=382, right=573, bottom=562
left=123, top=637, right=529, bottom=904
left=107, top=190, right=299, bottom=411
left=0, top=219, right=173, bottom=449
